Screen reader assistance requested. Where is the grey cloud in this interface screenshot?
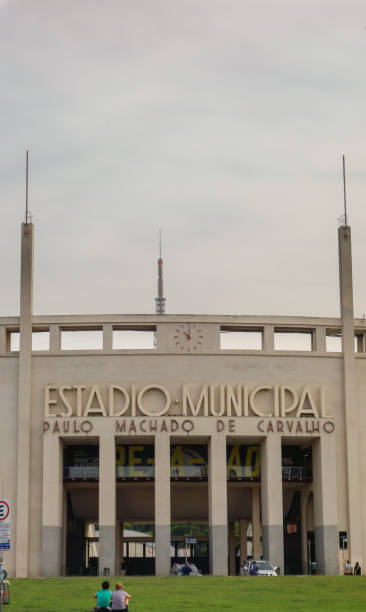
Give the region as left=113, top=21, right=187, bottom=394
left=0, top=0, right=365, bottom=317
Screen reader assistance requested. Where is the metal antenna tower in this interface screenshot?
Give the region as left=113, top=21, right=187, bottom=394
left=342, top=154, right=348, bottom=227
left=25, top=150, right=30, bottom=223
left=155, top=229, right=166, bottom=314
left=25, top=150, right=33, bottom=223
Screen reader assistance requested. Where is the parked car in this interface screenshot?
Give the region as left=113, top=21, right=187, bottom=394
left=240, top=560, right=279, bottom=576
left=170, top=562, right=202, bottom=576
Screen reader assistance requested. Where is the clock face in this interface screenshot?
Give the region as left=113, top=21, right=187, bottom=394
left=174, top=324, right=204, bottom=352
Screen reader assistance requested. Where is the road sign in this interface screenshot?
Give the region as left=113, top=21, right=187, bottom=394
left=0, top=501, right=10, bottom=551
left=186, top=537, right=197, bottom=544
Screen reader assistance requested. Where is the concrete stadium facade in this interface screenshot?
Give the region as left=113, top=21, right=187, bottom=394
left=1, top=221, right=365, bottom=577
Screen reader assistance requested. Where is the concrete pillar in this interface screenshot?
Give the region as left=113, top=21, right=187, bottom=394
left=208, top=434, right=228, bottom=575
left=315, top=327, right=326, bottom=353
left=103, top=324, right=113, bottom=352
left=263, top=325, right=274, bottom=351
left=41, top=435, right=63, bottom=576
left=239, top=519, right=247, bottom=565
left=261, top=436, right=284, bottom=573
left=61, top=489, right=67, bottom=575
left=0, top=326, right=6, bottom=354
left=338, top=225, right=363, bottom=566
left=120, top=521, right=125, bottom=573
left=252, top=487, right=261, bottom=558
left=300, top=489, right=310, bottom=574
left=49, top=324, right=60, bottom=352
left=115, top=520, right=121, bottom=574
left=99, top=434, right=116, bottom=576
left=228, top=522, right=236, bottom=575
left=15, top=222, right=34, bottom=577
left=154, top=435, right=171, bottom=576
left=312, top=436, right=338, bottom=574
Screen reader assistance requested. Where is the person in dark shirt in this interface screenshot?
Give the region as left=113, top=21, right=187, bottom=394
left=250, top=561, right=258, bottom=576
left=354, top=562, right=361, bottom=575
left=181, top=561, right=192, bottom=575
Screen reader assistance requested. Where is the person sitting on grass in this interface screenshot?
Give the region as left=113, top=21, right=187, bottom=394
left=111, top=582, right=131, bottom=611
left=343, top=560, right=353, bottom=575
left=94, top=580, right=113, bottom=611
left=354, top=562, right=361, bottom=576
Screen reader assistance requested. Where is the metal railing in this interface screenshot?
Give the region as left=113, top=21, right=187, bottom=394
left=63, top=464, right=312, bottom=481
left=282, top=466, right=312, bottom=481
left=64, top=466, right=99, bottom=479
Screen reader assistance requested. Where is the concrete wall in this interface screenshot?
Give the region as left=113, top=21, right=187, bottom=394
left=1, top=314, right=365, bottom=576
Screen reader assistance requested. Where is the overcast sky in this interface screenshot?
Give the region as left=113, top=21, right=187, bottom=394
left=0, top=0, right=365, bottom=318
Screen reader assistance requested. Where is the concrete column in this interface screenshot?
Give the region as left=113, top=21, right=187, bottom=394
left=263, top=325, right=274, bottom=351
left=99, top=434, right=116, bottom=576
left=49, top=324, right=60, bottom=352
left=0, top=326, right=6, bottom=354
left=312, top=436, right=338, bottom=574
left=154, top=434, right=171, bottom=576
left=315, top=327, right=326, bottom=353
left=62, top=489, right=67, bottom=575
left=300, top=489, right=310, bottom=574
left=261, top=436, right=284, bottom=573
left=16, top=222, right=34, bottom=577
left=115, top=520, right=121, bottom=574
left=228, top=522, right=236, bottom=575
left=208, top=434, right=228, bottom=575
left=338, top=225, right=363, bottom=566
left=355, top=333, right=364, bottom=353
left=120, top=521, right=125, bottom=573
left=41, top=435, right=63, bottom=576
left=103, top=324, right=113, bottom=352
left=239, top=519, right=247, bottom=565
left=252, top=487, right=261, bottom=558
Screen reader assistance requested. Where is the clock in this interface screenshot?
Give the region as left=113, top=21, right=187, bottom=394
left=174, top=323, right=204, bottom=352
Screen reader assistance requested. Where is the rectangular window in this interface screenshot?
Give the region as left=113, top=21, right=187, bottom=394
left=227, top=444, right=261, bottom=479
left=274, top=330, right=313, bottom=351
left=339, top=531, right=348, bottom=550
left=355, top=333, right=365, bottom=353
left=9, top=331, right=19, bottom=352
left=170, top=444, right=208, bottom=479
left=326, top=332, right=342, bottom=353
left=113, top=328, right=156, bottom=350
left=61, top=329, right=103, bottom=351
left=64, top=445, right=99, bottom=480
left=32, top=330, right=50, bottom=351
left=8, top=330, right=50, bottom=352
left=220, top=328, right=262, bottom=350
left=116, top=445, right=154, bottom=479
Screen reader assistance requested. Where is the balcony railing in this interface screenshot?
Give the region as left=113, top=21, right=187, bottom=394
left=63, top=464, right=312, bottom=482
left=282, top=466, right=312, bottom=481
left=64, top=466, right=99, bottom=480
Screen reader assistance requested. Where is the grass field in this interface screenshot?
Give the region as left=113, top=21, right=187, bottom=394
left=6, top=576, right=366, bottom=612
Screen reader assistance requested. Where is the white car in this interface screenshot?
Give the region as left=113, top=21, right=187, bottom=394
left=240, top=560, right=279, bottom=576
left=170, top=562, right=202, bottom=576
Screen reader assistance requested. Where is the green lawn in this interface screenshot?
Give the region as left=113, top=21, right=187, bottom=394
left=6, top=576, right=366, bottom=612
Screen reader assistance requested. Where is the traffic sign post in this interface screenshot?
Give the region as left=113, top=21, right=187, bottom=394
left=0, top=499, right=11, bottom=611
left=0, top=500, right=10, bottom=552
left=185, top=537, right=197, bottom=559
left=0, top=550, right=3, bottom=612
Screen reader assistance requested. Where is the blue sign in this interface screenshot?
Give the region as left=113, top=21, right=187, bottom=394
left=0, top=543, right=10, bottom=551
